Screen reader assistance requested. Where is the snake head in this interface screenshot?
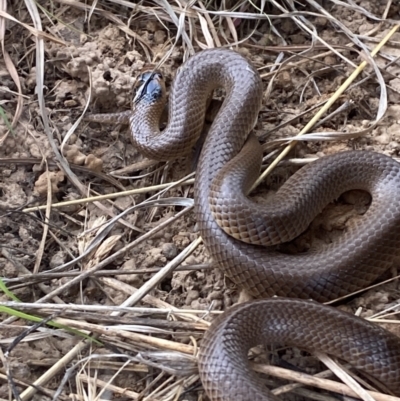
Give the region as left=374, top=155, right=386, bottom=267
left=133, top=71, right=165, bottom=105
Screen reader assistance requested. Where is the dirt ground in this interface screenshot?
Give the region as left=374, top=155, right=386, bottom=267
left=1, top=1, right=400, bottom=400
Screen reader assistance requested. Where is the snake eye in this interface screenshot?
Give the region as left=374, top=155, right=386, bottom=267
left=137, top=71, right=163, bottom=84
left=137, top=71, right=153, bottom=84
left=134, top=71, right=164, bottom=103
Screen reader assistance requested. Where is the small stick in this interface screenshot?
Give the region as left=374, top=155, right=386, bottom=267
left=251, top=364, right=399, bottom=401
left=22, top=178, right=195, bottom=212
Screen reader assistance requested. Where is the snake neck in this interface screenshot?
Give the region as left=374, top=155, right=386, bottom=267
left=129, top=49, right=263, bottom=163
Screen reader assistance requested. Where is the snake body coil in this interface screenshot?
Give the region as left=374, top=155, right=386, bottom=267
left=130, top=49, right=400, bottom=399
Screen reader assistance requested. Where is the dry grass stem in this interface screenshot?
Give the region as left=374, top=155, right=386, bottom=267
left=22, top=179, right=195, bottom=212
left=253, top=364, right=400, bottom=401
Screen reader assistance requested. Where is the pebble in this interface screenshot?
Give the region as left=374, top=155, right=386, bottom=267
left=185, top=290, right=200, bottom=305
left=161, top=242, right=178, bottom=259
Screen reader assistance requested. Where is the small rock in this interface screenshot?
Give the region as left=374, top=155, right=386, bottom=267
left=117, top=259, right=143, bottom=286
left=154, top=30, right=166, bottom=45
left=185, top=290, right=200, bottom=305
left=50, top=251, right=66, bottom=269
left=84, top=154, right=103, bottom=172
left=64, top=144, right=86, bottom=165
left=33, top=171, right=65, bottom=196
left=207, top=290, right=223, bottom=301
left=146, top=21, right=158, bottom=32
left=210, top=299, right=223, bottom=310
left=190, top=299, right=208, bottom=310
left=161, top=243, right=178, bottom=259
left=173, top=233, right=190, bottom=248
left=376, top=133, right=390, bottom=145
left=64, top=99, right=78, bottom=107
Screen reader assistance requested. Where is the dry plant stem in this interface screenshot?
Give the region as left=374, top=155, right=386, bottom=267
left=136, top=371, right=165, bottom=400
left=77, top=375, right=139, bottom=399
left=145, top=374, right=176, bottom=400
left=0, top=302, right=218, bottom=318
left=100, top=277, right=211, bottom=325
left=247, top=44, right=355, bottom=53
left=273, top=366, right=349, bottom=395
left=252, top=24, right=400, bottom=190
left=33, top=166, right=51, bottom=274
left=73, top=361, right=147, bottom=372
left=111, top=237, right=203, bottom=313
left=291, top=387, right=340, bottom=401
left=52, top=313, right=206, bottom=331
left=81, top=188, right=142, bottom=232
left=110, top=159, right=160, bottom=176
left=260, top=49, right=338, bottom=79
left=22, top=178, right=195, bottom=212
left=0, top=373, right=60, bottom=400
left=367, top=319, right=400, bottom=325
left=197, top=1, right=221, bottom=47
left=370, top=302, right=400, bottom=320
left=316, top=353, right=375, bottom=401
left=163, top=374, right=199, bottom=400
left=52, top=317, right=194, bottom=354
left=81, top=360, right=134, bottom=401
left=0, top=348, right=13, bottom=401
left=251, top=364, right=399, bottom=401
left=15, top=340, right=90, bottom=401
left=0, top=5, right=23, bottom=136
left=148, top=374, right=185, bottom=399
left=0, top=9, right=65, bottom=44
left=335, top=362, right=383, bottom=395
left=325, top=273, right=400, bottom=305
left=259, top=100, right=328, bottom=141
left=3, top=263, right=213, bottom=285
left=311, top=100, right=353, bottom=130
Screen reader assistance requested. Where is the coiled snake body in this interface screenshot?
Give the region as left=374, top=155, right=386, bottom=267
left=129, top=49, right=400, bottom=399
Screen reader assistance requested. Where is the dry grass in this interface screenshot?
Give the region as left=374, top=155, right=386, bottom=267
left=1, top=0, right=400, bottom=400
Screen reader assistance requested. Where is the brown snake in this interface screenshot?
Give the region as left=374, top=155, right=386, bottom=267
left=95, top=49, right=400, bottom=398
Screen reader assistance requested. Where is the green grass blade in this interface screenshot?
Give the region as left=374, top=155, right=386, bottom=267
left=0, top=278, right=21, bottom=302
left=0, top=305, right=102, bottom=345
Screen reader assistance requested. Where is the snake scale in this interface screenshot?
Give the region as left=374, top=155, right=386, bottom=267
left=104, top=49, right=400, bottom=399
